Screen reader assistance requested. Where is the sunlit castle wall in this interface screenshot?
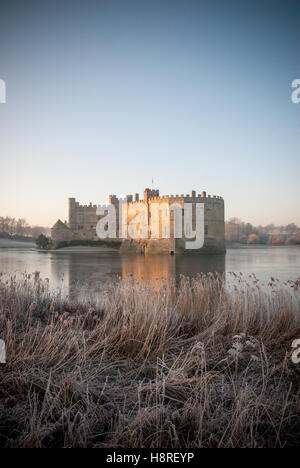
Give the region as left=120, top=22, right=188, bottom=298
left=120, top=189, right=226, bottom=255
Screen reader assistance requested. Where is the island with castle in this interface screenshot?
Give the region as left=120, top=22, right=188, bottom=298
left=51, top=188, right=226, bottom=255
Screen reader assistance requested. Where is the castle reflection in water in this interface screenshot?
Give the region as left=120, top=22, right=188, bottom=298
left=121, top=254, right=225, bottom=286
left=49, top=251, right=225, bottom=299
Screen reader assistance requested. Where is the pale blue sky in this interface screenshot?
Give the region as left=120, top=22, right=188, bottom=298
left=0, top=0, right=299, bottom=227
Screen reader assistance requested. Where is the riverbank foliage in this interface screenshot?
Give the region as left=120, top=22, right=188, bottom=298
left=0, top=273, right=300, bottom=448
left=0, top=216, right=49, bottom=239
left=226, top=219, right=300, bottom=246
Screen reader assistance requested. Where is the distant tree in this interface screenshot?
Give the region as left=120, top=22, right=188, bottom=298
left=0, top=216, right=49, bottom=238
left=247, top=234, right=260, bottom=244
left=225, top=219, right=300, bottom=246
left=262, top=224, right=275, bottom=235
left=239, top=235, right=248, bottom=244
left=36, top=234, right=50, bottom=249
left=269, top=235, right=284, bottom=245
left=285, top=237, right=296, bottom=245
left=295, top=232, right=300, bottom=244
left=225, top=218, right=242, bottom=244
left=285, top=223, right=299, bottom=234
left=259, top=233, right=270, bottom=245
left=16, top=218, right=29, bottom=236
left=244, top=223, right=253, bottom=236
left=31, top=226, right=48, bottom=239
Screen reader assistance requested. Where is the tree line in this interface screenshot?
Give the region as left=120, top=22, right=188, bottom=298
left=226, top=218, right=300, bottom=245
left=2, top=214, right=300, bottom=246
left=0, top=216, right=50, bottom=240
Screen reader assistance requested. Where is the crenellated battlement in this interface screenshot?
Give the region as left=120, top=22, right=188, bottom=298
left=106, top=189, right=223, bottom=207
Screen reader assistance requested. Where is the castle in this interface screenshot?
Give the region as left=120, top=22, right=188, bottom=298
left=51, top=188, right=226, bottom=255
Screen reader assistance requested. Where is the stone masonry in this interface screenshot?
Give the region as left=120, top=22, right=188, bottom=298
left=51, top=188, right=226, bottom=254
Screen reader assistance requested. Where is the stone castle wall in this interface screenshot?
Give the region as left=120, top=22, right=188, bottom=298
left=52, top=188, right=226, bottom=254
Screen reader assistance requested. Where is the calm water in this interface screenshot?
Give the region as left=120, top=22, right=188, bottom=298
left=0, top=240, right=300, bottom=295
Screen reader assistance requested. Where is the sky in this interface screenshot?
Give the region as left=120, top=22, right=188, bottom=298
left=0, top=0, right=299, bottom=227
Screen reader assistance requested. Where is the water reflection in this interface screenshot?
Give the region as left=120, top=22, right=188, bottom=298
left=176, top=255, right=226, bottom=278
left=49, top=251, right=226, bottom=298
left=121, top=254, right=226, bottom=286
left=50, top=251, right=123, bottom=297
left=121, top=255, right=176, bottom=286
left=1, top=242, right=300, bottom=299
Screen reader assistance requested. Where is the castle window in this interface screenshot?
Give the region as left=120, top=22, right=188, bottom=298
left=205, top=225, right=208, bottom=235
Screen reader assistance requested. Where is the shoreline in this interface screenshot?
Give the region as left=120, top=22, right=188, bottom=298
left=46, top=245, right=119, bottom=253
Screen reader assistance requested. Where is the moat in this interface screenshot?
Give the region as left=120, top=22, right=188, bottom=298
left=0, top=240, right=300, bottom=297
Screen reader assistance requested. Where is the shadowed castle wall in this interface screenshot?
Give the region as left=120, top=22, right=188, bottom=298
left=68, top=198, right=99, bottom=240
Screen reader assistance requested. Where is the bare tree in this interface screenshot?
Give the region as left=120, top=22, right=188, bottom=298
left=0, top=216, right=49, bottom=239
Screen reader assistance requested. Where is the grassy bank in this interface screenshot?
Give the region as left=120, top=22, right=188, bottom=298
left=0, top=239, right=36, bottom=249
left=0, top=233, right=35, bottom=242
left=0, top=273, right=300, bottom=448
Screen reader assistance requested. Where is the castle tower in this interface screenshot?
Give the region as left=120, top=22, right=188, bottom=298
left=144, top=188, right=159, bottom=204
left=68, top=198, right=77, bottom=230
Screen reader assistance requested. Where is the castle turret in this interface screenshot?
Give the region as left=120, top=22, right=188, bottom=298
left=68, top=198, right=76, bottom=230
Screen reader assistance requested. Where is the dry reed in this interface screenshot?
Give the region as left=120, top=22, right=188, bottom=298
left=0, top=272, right=300, bottom=448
